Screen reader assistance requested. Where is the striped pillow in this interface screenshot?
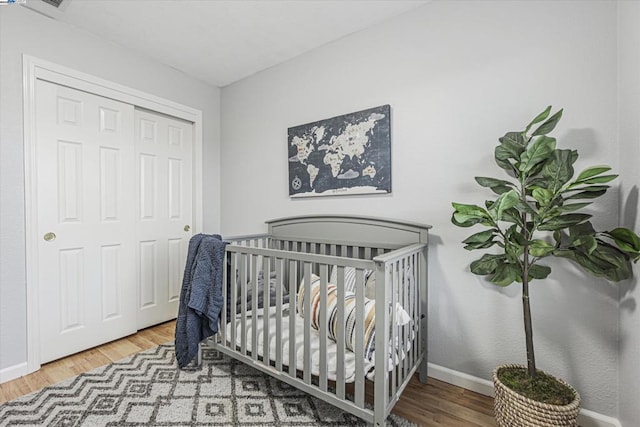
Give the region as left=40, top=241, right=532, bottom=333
left=297, top=274, right=376, bottom=360
left=329, top=266, right=374, bottom=295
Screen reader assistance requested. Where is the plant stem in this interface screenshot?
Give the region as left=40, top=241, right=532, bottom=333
left=520, top=178, right=537, bottom=379
left=522, top=254, right=537, bottom=379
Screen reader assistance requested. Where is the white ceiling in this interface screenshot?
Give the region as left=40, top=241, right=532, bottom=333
left=27, top=0, right=429, bottom=87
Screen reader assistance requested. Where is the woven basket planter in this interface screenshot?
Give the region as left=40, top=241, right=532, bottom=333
left=493, top=364, right=581, bottom=427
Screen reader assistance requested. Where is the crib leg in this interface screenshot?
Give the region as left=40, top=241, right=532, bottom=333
left=196, top=342, right=202, bottom=367
left=419, top=315, right=428, bottom=384
left=419, top=358, right=428, bottom=384
left=374, top=404, right=386, bottom=427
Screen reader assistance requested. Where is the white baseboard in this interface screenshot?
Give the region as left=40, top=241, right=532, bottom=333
left=577, top=409, right=622, bottom=427
left=427, top=363, right=621, bottom=427
left=427, top=362, right=495, bottom=396
left=0, top=362, right=28, bottom=384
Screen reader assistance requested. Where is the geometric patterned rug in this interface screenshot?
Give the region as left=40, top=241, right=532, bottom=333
left=0, top=343, right=415, bottom=426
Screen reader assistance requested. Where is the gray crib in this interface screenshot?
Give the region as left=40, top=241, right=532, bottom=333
left=209, top=215, right=431, bottom=426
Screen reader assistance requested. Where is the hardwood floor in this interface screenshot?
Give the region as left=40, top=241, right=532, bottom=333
left=0, top=320, right=495, bottom=426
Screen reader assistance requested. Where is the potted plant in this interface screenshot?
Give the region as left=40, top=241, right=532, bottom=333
left=451, top=106, right=640, bottom=426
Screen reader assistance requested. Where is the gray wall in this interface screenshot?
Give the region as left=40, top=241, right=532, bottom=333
left=618, top=1, right=640, bottom=425
left=220, top=0, right=623, bottom=416
left=0, top=6, right=221, bottom=372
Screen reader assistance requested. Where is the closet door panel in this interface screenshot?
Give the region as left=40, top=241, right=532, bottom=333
left=135, top=109, right=193, bottom=329
left=36, top=80, right=137, bottom=363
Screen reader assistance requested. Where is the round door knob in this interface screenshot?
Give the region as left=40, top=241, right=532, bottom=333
left=184, top=225, right=190, bottom=232
left=43, top=232, right=56, bottom=242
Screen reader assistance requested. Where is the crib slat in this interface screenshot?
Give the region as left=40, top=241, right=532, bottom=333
left=374, top=261, right=390, bottom=418
left=240, top=254, right=247, bottom=355
left=354, top=268, right=365, bottom=408
left=402, top=257, right=415, bottom=375
left=263, top=258, right=271, bottom=365
left=402, top=257, right=409, bottom=380
left=288, top=260, right=298, bottom=376
left=303, top=262, right=312, bottom=385
left=391, top=261, right=398, bottom=395
left=411, top=254, right=417, bottom=368
left=275, top=258, right=284, bottom=372
left=230, top=253, right=237, bottom=351
left=251, top=255, right=258, bottom=361
left=221, top=252, right=228, bottom=345
left=336, top=266, right=346, bottom=399
left=419, top=246, right=429, bottom=383
left=398, top=258, right=405, bottom=381
left=319, top=263, right=329, bottom=392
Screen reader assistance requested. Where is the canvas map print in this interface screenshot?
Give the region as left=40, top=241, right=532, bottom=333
left=288, top=105, right=391, bottom=197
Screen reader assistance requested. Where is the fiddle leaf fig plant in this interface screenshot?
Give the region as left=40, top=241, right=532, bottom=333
left=452, top=106, right=640, bottom=383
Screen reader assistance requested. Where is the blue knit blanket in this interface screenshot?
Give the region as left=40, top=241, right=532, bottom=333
left=175, top=234, right=228, bottom=368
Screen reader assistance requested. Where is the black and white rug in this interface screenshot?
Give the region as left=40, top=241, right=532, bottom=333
left=0, top=343, right=415, bottom=426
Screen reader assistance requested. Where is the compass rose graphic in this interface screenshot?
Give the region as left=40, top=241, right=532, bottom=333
left=291, top=176, right=302, bottom=191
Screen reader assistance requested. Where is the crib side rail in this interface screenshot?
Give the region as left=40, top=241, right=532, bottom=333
left=373, top=242, right=428, bottom=424
left=217, top=243, right=378, bottom=420
left=224, top=233, right=270, bottom=246
left=270, top=236, right=399, bottom=261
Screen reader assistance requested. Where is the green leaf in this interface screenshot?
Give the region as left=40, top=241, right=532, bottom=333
left=555, top=245, right=632, bottom=282
left=565, top=189, right=607, bottom=200
left=532, top=187, right=553, bottom=207
left=541, top=149, right=574, bottom=194
left=463, top=229, right=497, bottom=250
left=498, top=132, right=526, bottom=156
left=606, top=228, right=640, bottom=252
left=577, top=174, right=618, bottom=185
left=569, top=235, right=598, bottom=254
left=475, top=177, right=515, bottom=195
left=464, top=241, right=497, bottom=250
left=501, top=208, right=524, bottom=226
left=528, top=264, right=552, bottom=280
left=470, top=254, right=506, bottom=275
left=463, top=229, right=496, bottom=244
left=567, top=185, right=610, bottom=193
left=549, top=202, right=592, bottom=215
left=539, top=213, right=592, bottom=231
left=452, top=203, right=490, bottom=226
left=495, top=145, right=519, bottom=173
left=490, top=190, right=520, bottom=221
left=554, top=249, right=610, bottom=275
left=529, top=240, right=555, bottom=257
left=491, top=263, right=520, bottom=286
left=575, top=166, right=611, bottom=182
left=524, top=106, right=552, bottom=134
left=506, top=225, right=527, bottom=247
left=519, top=136, right=556, bottom=173
left=532, top=108, right=563, bottom=136
left=590, top=245, right=632, bottom=281
left=516, top=200, right=537, bottom=215
left=568, top=221, right=597, bottom=237
left=451, top=213, right=484, bottom=228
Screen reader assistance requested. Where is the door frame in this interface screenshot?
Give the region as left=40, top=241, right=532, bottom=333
left=22, top=54, right=204, bottom=373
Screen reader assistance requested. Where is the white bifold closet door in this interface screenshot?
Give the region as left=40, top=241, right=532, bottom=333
left=134, top=109, right=192, bottom=330
left=35, top=80, right=193, bottom=364
left=36, top=80, right=138, bottom=363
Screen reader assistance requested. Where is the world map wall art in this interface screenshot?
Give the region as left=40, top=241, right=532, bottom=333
left=288, top=104, right=391, bottom=197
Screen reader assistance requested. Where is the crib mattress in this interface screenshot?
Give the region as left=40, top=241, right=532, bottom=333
left=224, top=303, right=377, bottom=383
